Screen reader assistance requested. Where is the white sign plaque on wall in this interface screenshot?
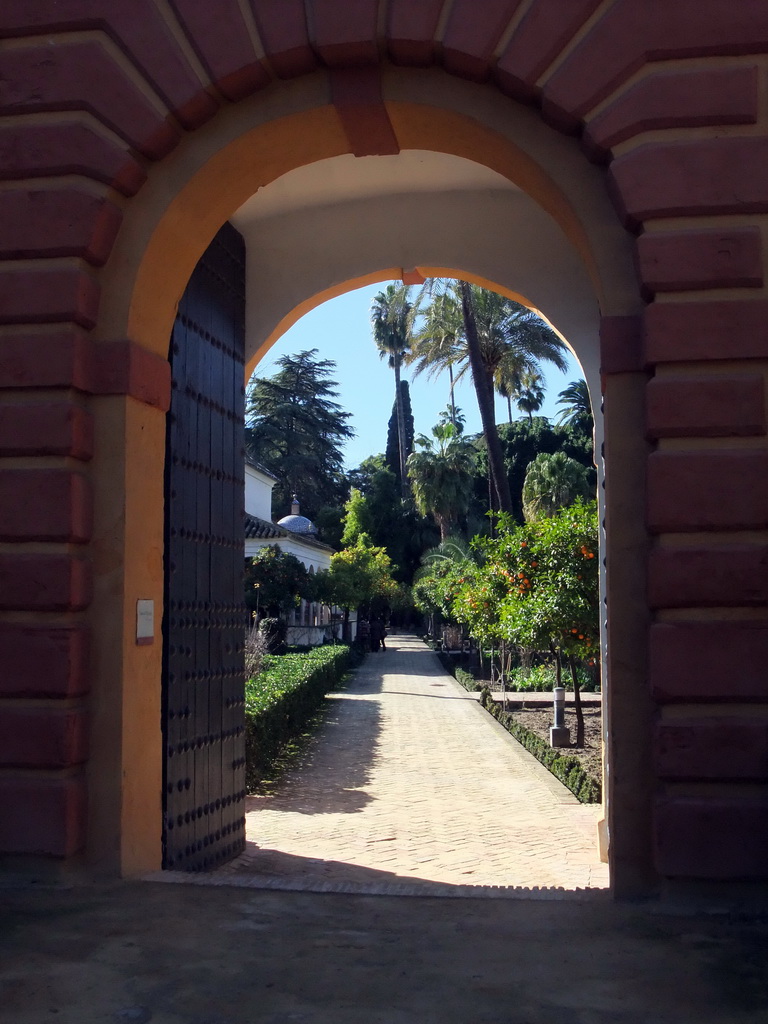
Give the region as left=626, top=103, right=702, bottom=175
left=136, top=599, right=155, bottom=646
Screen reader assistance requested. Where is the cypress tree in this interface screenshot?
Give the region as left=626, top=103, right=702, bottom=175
left=385, top=380, right=414, bottom=488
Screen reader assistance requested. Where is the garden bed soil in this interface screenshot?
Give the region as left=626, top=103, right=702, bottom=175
left=504, top=704, right=603, bottom=785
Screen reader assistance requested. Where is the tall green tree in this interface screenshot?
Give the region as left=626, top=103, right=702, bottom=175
left=459, top=280, right=514, bottom=514
left=245, top=349, right=353, bottom=520
left=316, top=535, right=398, bottom=638
left=556, top=379, right=593, bottom=434
left=515, top=370, right=545, bottom=424
left=521, top=451, right=592, bottom=521
left=416, top=281, right=569, bottom=514
left=371, top=283, right=415, bottom=499
left=473, top=417, right=595, bottom=525
left=244, top=546, right=314, bottom=619
left=407, top=420, right=476, bottom=541
left=406, top=289, right=464, bottom=424
left=496, top=501, right=600, bottom=746
left=384, top=380, right=415, bottom=488
left=343, top=463, right=439, bottom=585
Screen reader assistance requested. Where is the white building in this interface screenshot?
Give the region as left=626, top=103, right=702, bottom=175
left=244, top=461, right=341, bottom=645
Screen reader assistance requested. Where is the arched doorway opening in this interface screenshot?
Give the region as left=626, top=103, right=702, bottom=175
left=90, top=71, right=649, bottom=894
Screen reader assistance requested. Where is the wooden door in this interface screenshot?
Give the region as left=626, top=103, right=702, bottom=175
left=162, top=222, right=246, bottom=871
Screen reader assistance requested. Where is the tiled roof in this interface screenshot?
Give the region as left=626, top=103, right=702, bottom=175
left=244, top=513, right=287, bottom=540
left=243, top=513, right=335, bottom=553
left=244, top=457, right=278, bottom=480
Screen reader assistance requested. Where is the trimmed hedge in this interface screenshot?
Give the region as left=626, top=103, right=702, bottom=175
left=479, top=687, right=601, bottom=804
left=454, top=666, right=479, bottom=692
left=245, top=644, right=353, bottom=790
left=436, top=651, right=481, bottom=691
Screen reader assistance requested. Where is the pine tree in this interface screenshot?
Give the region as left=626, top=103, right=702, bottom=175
left=245, top=349, right=354, bottom=520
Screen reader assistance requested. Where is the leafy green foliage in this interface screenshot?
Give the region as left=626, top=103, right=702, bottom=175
left=472, top=417, right=595, bottom=525
left=244, top=645, right=351, bottom=789
left=412, top=547, right=474, bottom=621
left=244, top=545, right=315, bottom=617
left=347, top=453, right=388, bottom=494
left=522, top=450, right=592, bottom=521
left=245, top=349, right=353, bottom=520
left=407, top=421, right=477, bottom=541
left=339, top=470, right=438, bottom=585
left=504, top=662, right=599, bottom=692
left=316, top=536, right=398, bottom=614
left=556, top=379, right=593, bottom=434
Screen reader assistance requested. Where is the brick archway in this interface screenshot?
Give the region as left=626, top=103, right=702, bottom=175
left=1, top=2, right=767, bottom=896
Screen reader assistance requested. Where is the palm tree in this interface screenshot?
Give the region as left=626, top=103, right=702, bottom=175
left=515, top=370, right=545, bottom=424
left=420, top=535, right=472, bottom=566
left=521, top=451, right=592, bottom=521
left=371, top=284, right=415, bottom=499
left=437, top=404, right=466, bottom=433
left=415, top=281, right=568, bottom=514
left=407, top=421, right=476, bottom=541
left=556, top=379, right=593, bottom=434
left=494, top=348, right=530, bottom=422
left=405, top=289, right=463, bottom=426
left=456, top=279, right=514, bottom=514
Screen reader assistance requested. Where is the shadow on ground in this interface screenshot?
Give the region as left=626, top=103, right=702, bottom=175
left=221, top=844, right=603, bottom=896
left=1, top=879, right=767, bottom=1024
left=247, top=693, right=382, bottom=816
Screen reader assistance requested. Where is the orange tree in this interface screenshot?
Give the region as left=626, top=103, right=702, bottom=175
left=452, top=558, right=508, bottom=659
left=471, top=498, right=599, bottom=745
left=315, top=534, right=399, bottom=640
left=245, top=545, right=313, bottom=619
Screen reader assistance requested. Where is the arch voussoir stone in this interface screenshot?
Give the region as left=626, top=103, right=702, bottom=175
left=386, top=0, right=443, bottom=67
left=0, top=122, right=147, bottom=196
left=167, top=0, right=270, bottom=102
left=441, top=0, right=522, bottom=82
left=0, top=188, right=122, bottom=266
left=0, top=40, right=181, bottom=160
left=584, top=64, right=760, bottom=159
left=636, top=228, right=764, bottom=297
left=249, top=0, right=318, bottom=78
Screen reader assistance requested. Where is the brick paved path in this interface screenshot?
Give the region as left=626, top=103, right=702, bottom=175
left=219, top=635, right=609, bottom=895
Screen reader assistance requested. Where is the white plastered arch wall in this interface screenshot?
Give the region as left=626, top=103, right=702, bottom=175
left=93, top=68, right=649, bottom=891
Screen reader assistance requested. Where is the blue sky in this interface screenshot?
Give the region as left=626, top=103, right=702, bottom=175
left=249, top=281, right=584, bottom=471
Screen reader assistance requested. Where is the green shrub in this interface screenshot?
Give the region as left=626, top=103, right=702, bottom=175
left=478, top=687, right=601, bottom=803
left=245, top=645, right=352, bottom=790
left=454, top=666, right=479, bottom=692
left=436, top=651, right=479, bottom=690
left=505, top=662, right=600, bottom=693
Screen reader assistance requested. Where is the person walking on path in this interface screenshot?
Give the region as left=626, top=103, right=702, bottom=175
left=369, top=617, right=386, bottom=652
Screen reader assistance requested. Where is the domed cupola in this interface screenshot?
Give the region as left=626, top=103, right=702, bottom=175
left=277, top=495, right=318, bottom=536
